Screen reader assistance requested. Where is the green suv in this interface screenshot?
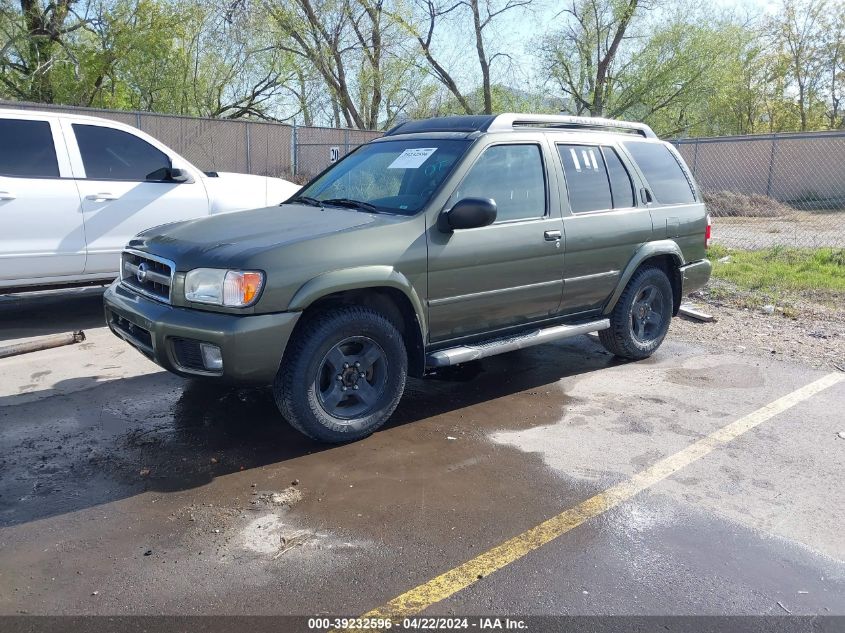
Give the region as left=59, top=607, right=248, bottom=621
left=104, top=114, right=712, bottom=442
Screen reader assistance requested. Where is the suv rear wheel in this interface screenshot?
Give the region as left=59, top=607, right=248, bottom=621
left=599, top=265, right=673, bottom=360
left=274, top=306, right=407, bottom=443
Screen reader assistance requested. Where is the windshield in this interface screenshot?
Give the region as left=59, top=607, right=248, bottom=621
left=292, top=139, right=470, bottom=215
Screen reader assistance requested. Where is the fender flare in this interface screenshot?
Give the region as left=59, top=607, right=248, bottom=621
left=287, top=265, right=428, bottom=340
left=602, top=241, right=685, bottom=315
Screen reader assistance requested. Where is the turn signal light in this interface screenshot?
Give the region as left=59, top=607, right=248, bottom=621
left=223, top=271, right=264, bottom=307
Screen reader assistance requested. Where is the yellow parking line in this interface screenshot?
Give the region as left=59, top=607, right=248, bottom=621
left=364, top=372, right=844, bottom=619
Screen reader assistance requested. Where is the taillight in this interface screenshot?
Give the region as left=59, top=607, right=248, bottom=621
left=705, top=214, right=712, bottom=249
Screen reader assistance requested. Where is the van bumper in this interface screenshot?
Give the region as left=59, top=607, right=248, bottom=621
left=103, top=281, right=300, bottom=384
left=679, top=259, right=712, bottom=296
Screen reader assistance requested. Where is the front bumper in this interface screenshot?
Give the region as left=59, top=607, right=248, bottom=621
left=679, top=258, right=712, bottom=296
left=104, top=281, right=300, bottom=383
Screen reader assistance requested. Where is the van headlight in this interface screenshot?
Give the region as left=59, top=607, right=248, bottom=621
left=184, top=269, right=264, bottom=307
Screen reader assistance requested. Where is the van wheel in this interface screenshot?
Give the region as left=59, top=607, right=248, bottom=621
left=599, top=265, right=673, bottom=360
left=273, top=307, right=407, bottom=443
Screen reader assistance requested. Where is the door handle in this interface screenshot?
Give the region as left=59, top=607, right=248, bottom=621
left=86, top=193, right=118, bottom=202
left=544, top=230, right=562, bottom=241
left=0, top=191, right=15, bottom=200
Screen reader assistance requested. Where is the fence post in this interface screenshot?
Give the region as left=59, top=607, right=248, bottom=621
left=291, top=123, right=298, bottom=178
left=765, top=134, right=778, bottom=198
left=344, top=128, right=350, bottom=155
left=692, top=140, right=699, bottom=177
left=135, top=112, right=142, bottom=130
left=245, top=122, right=251, bottom=173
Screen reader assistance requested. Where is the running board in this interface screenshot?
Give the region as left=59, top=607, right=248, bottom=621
left=425, top=319, right=610, bottom=368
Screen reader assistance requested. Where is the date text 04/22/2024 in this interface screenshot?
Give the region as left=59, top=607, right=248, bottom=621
left=307, top=617, right=528, bottom=630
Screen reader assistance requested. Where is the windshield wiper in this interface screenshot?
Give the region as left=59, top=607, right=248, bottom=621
left=321, top=198, right=379, bottom=213
left=285, top=195, right=323, bottom=207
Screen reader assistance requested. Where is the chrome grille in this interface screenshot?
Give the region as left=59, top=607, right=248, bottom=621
left=120, top=249, right=175, bottom=303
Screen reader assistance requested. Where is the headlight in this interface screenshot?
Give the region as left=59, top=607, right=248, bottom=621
left=184, top=269, right=264, bottom=307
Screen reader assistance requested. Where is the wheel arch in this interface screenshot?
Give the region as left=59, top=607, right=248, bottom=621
left=603, top=241, right=685, bottom=316
left=287, top=267, right=427, bottom=378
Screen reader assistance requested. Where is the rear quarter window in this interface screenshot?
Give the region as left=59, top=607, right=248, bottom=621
left=0, top=119, right=60, bottom=178
left=624, top=141, right=695, bottom=205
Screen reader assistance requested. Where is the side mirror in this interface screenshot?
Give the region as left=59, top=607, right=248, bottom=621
left=439, top=197, right=497, bottom=232
left=168, top=167, right=190, bottom=183
left=145, top=167, right=192, bottom=183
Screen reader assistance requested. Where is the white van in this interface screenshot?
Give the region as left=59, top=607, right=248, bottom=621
left=0, top=108, right=300, bottom=291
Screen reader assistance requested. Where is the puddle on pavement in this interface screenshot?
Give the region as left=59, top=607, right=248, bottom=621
left=0, top=337, right=619, bottom=558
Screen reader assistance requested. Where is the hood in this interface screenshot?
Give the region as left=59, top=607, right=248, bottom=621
left=202, top=172, right=301, bottom=213
left=130, top=204, right=375, bottom=270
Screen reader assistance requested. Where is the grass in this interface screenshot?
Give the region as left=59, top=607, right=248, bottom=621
left=707, top=244, right=845, bottom=298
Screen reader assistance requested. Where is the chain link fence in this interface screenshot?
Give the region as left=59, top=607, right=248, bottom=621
left=3, top=100, right=843, bottom=250
left=0, top=100, right=381, bottom=183
left=291, top=125, right=384, bottom=182
left=672, top=132, right=845, bottom=250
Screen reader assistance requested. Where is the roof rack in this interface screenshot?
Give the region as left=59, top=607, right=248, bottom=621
left=487, top=113, right=657, bottom=138
left=383, top=113, right=657, bottom=139
left=384, top=115, right=496, bottom=136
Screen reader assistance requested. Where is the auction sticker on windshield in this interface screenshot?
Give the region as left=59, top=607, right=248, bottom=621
left=388, top=148, right=437, bottom=169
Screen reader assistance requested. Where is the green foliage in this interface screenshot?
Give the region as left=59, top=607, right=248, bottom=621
left=541, top=0, right=845, bottom=136
left=2, top=0, right=296, bottom=118
left=1, top=0, right=843, bottom=131
left=708, top=245, right=845, bottom=294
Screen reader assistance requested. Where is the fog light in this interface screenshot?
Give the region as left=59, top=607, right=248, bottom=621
left=199, top=343, right=223, bottom=371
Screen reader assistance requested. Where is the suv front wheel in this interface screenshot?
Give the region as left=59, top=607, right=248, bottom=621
left=599, top=265, right=673, bottom=360
left=274, top=306, right=408, bottom=443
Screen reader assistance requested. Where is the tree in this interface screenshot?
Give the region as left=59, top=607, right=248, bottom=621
left=0, top=0, right=92, bottom=102
left=392, top=0, right=472, bottom=114
left=267, top=0, right=373, bottom=128
left=394, top=0, right=532, bottom=115
left=539, top=0, right=747, bottom=136
left=766, top=0, right=828, bottom=131
left=620, top=19, right=752, bottom=136
left=466, top=0, right=531, bottom=114
left=823, top=9, right=845, bottom=128
left=540, top=0, right=640, bottom=117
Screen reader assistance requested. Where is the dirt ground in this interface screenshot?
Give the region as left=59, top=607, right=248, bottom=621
left=713, top=211, right=845, bottom=250
left=673, top=279, right=845, bottom=370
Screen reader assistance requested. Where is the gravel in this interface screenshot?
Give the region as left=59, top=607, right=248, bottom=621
left=671, top=280, right=845, bottom=370
left=713, top=213, right=845, bottom=250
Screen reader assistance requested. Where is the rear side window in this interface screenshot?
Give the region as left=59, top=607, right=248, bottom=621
left=0, top=119, right=60, bottom=178
left=454, top=144, right=546, bottom=222
left=604, top=147, right=635, bottom=208
left=73, top=124, right=170, bottom=181
left=557, top=144, right=612, bottom=213
left=624, top=141, right=695, bottom=204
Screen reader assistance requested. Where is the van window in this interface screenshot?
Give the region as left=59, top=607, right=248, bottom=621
left=624, top=141, right=695, bottom=204
left=454, top=144, right=546, bottom=222
left=557, top=144, right=612, bottom=213
left=0, top=119, right=60, bottom=178
left=73, top=124, right=170, bottom=181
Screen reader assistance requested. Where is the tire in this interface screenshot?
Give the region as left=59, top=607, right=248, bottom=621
left=599, top=265, right=673, bottom=360
left=273, top=306, right=407, bottom=443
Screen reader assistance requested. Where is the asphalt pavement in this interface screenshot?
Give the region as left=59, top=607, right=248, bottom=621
left=0, top=288, right=843, bottom=623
